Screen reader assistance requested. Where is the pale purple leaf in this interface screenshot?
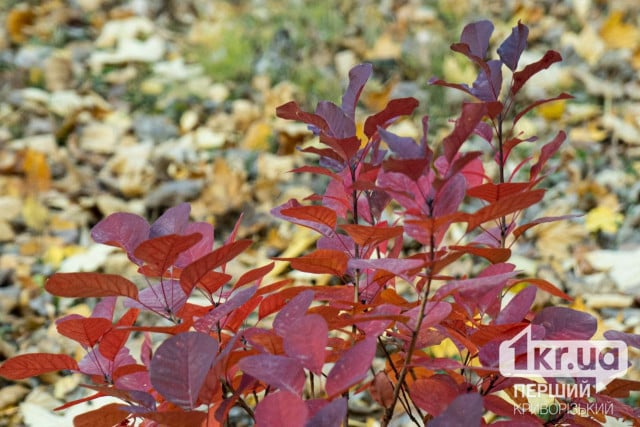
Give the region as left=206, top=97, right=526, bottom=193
left=433, top=174, right=466, bottom=217
left=430, top=393, right=484, bottom=427
left=378, top=127, right=421, bottom=158
left=176, top=222, right=214, bottom=267
left=341, top=63, right=372, bottom=120
left=434, top=271, right=517, bottom=300
left=305, top=397, right=347, bottom=427
left=533, top=306, right=596, bottom=340
left=471, top=59, right=503, bottom=101
left=237, top=354, right=306, bottom=394
left=149, top=203, right=190, bottom=238
left=124, top=279, right=187, bottom=316
left=603, top=330, right=640, bottom=349
left=193, top=285, right=257, bottom=332
left=498, top=21, right=529, bottom=71
left=316, top=101, right=355, bottom=139
left=325, top=337, right=376, bottom=397
left=91, top=212, right=149, bottom=264
left=149, top=332, right=218, bottom=410
left=254, top=391, right=308, bottom=427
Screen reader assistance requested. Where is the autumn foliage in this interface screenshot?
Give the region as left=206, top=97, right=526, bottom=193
left=1, top=20, right=639, bottom=426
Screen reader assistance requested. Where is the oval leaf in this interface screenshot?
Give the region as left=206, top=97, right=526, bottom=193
left=0, top=353, right=79, bottom=380
left=150, top=332, right=218, bottom=409
left=237, top=354, right=305, bottom=394
left=45, top=272, right=138, bottom=299
left=325, top=337, right=376, bottom=397
left=254, top=391, right=308, bottom=427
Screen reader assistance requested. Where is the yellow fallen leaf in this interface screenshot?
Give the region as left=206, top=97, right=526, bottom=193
left=600, top=11, right=639, bottom=50
left=23, top=148, right=51, bottom=192
left=536, top=99, right=566, bottom=120
left=6, top=6, right=35, bottom=44
left=22, top=196, right=48, bottom=231
left=585, top=205, right=624, bottom=234
left=241, top=121, right=272, bottom=151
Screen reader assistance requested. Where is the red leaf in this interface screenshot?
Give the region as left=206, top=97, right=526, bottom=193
left=134, top=233, right=202, bottom=276
left=276, top=101, right=328, bottom=132
left=465, top=189, right=545, bottom=232
left=449, top=245, right=511, bottom=263
left=0, top=353, right=79, bottom=380
left=325, top=337, right=377, bottom=397
left=198, top=271, right=233, bottom=294
left=233, top=262, right=274, bottom=290
left=279, top=203, right=337, bottom=237
left=56, top=317, right=112, bottom=348
left=602, top=379, right=640, bottom=398
left=99, top=308, right=139, bottom=360
left=442, top=103, right=487, bottom=163
left=138, top=410, right=207, bottom=427
left=512, top=214, right=579, bottom=239
left=410, top=376, right=459, bottom=415
left=529, top=130, right=567, bottom=179
left=45, top=273, right=138, bottom=299
left=363, top=97, right=419, bottom=138
left=340, top=224, right=403, bottom=247
left=254, top=391, right=308, bottom=427
left=511, top=50, right=562, bottom=95
left=181, top=239, right=252, bottom=295
left=73, top=403, right=129, bottom=427
left=150, top=332, right=218, bottom=409
left=282, top=314, right=328, bottom=374
left=511, top=278, right=572, bottom=301
left=237, top=354, right=306, bottom=394
left=274, top=249, right=349, bottom=276
left=467, top=182, right=532, bottom=203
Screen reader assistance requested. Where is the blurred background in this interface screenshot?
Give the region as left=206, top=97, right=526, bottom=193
left=1, top=0, right=639, bottom=425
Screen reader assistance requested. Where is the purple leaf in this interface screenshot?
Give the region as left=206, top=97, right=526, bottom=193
left=458, top=20, right=494, bottom=59
left=325, top=337, right=377, bottom=397
left=341, top=63, right=372, bottom=120
left=434, top=270, right=517, bottom=300
left=124, top=279, right=187, bottom=316
left=433, top=174, right=466, bottom=217
left=237, top=354, right=306, bottom=394
left=495, top=286, right=537, bottom=325
left=254, top=391, right=308, bottom=427
left=273, top=290, right=315, bottom=336
left=404, top=301, right=452, bottom=330
left=529, top=130, right=566, bottom=180
left=533, top=306, right=596, bottom=340
left=410, top=375, right=461, bottom=415
left=378, top=127, right=421, bottom=159
left=193, top=285, right=257, bottom=332
left=305, top=397, right=347, bottom=427
left=498, top=21, right=529, bottom=71
left=149, top=332, right=218, bottom=410
left=603, top=330, right=640, bottom=349
left=149, top=202, right=191, bottom=238
left=282, top=314, right=328, bottom=374
left=316, top=101, right=355, bottom=139
left=91, top=212, right=150, bottom=265
left=471, top=59, right=503, bottom=101
left=430, top=393, right=484, bottom=427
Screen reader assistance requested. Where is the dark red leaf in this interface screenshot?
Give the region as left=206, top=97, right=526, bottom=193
left=45, top=273, right=138, bottom=299
left=274, top=249, right=349, bottom=277
left=363, top=97, right=419, bottom=138
left=511, top=50, right=563, bottom=95
left=72, top=403, right=129, bottom=427
left=512, top=214, right=579, bottom=239
left=497, top=21, right=529, bottom=71
left=276, top=101, right=328, bottom=133
left=325, top=337, right=376, bottom=397
left=601, top=379, right=640, bottom=398
left=237, top=354, right=306, bottom=394
left=442, top=102, right=487, bottom=162
left=0, top=353, right=79, bottom=380
left=511, top=278, right=572, bottom=301
left=138, top=410, right=207, bottom=427
left=56, top=317, right=112, bottom=348
left=529, top=130, right=567, bottom=179
left=149, top=332, right=218, bottom=409
left=181, top=239, right=252, bottom=295
left=340, top=224, right=403, bottom=247
left=254, top=391, right=308, bottom=427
